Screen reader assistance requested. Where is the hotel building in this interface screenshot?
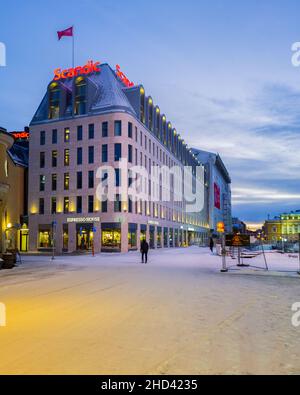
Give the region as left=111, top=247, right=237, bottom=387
left=28, top=62, right=209, bottom=253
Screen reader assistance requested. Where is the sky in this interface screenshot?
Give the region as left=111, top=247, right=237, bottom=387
left=1, top=0, right=300, bottom=225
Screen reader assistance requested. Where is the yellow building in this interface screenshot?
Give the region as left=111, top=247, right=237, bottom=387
left=264, top=211, right=300, bottom=243
left=0, top=127, right=28, bottom=253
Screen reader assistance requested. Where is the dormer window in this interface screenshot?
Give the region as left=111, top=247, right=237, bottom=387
left=74, top=77, right=87, bottom=115
left=148, top=98, right=153, bottom=131
left=140, top=87, right=145, bottom=124
left=48, top=82, right=60, bottom=119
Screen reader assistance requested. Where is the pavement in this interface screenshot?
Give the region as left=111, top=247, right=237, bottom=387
left=0, top=247, right=300, bottom=375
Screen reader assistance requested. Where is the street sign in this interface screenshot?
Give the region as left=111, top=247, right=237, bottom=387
left=226, top=234, right=251, bottom=247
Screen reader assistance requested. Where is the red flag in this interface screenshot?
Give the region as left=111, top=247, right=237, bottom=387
left=57, top=26, right=73, bottom=40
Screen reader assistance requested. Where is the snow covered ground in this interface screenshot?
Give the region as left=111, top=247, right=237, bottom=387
left=0, top=247, right=300, bottom=375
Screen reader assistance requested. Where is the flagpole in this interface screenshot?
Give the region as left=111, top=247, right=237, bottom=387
left=72, top=26, right=75, bottom=68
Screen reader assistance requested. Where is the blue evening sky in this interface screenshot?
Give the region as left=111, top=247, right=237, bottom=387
left=1, top=0, right=300, bottom=225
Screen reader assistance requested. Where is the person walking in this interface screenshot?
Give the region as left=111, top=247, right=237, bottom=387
left=209, top=237, right=214, bottom=254
left=140, top=239, right=149, bottom=264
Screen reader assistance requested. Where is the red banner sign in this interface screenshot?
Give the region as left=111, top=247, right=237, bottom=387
left=115, top=64, right=134, bottom=88
left=53, top=60, right=101, bottom=81
left=214, top=183, right=221, bottom=209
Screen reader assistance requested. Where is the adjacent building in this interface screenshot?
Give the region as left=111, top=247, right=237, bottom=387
left=28, top=62, right=210, bottom=254
left=0, top=127, right=28, bottom=253
left=232, top=217, right=247, bottom=234
left=192, top=149, right=232, bottom=234
left=264, top=210, right=300, bottom=243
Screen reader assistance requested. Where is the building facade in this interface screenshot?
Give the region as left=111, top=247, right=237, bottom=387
left=264, top=211, right=300, bottom=243
left=192, top=149, right=232, bottom=234
left=28, top=62, right=209, bottom=254
left=0, top=127, right=28, bottom=253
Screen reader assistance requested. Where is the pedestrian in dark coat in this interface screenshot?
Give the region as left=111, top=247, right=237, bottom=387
left=140, top=239, right=149, bottom=264
left=209, top=237, right=214, bottom=254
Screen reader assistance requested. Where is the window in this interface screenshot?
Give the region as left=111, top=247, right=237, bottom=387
left=52, top=150, right=57, bottom=167
left=51, top=197, right=57, bottom=214
left=128, top=144, right=133, bottom=163
left=52, top=174, right=57, bottom=191
left=77, top=125, right=83, bottom=141
left=77, top=171, right=82, bottom=189
left=77, top=147, right=82, bottom=165
left=128, top=198, right=133, bottom=213
left=39, top=198, right=44, bottom=215
left=74, top=77, right=86, bottom=115
left=128, top=122, right=133, bottom=138
left=114, top=120, right=122, bottom=136
left=64, top=197, right=69, bottom=214
left=64, top=149, right=70, bottom=166
left=88, top=124, right=94, bottom=139
left=140, top=131, right=143, bottom=147
left=102, top=144, right=108, bottom=163
left=114, top=194, right=122, bottom=212
left=101, top=200, right=108, bottom=213
left=40, top=175, right=45, bottom=192
left=88, top=146, right=94, bottom=164
left=88, top=195, right=94, bottom=213
left=64, top=173, right=69, bottom=190
left=114, top=143, right=122, bottom=161
left=145, top=136, right=147, bottom=151
left=64, top=128, right=70, bottom=142
left=102, top=122, right=108, bottom=137
left=88, top=170, right=94, bottom=189
left=52, top=129, right=57, bottom=144
left=135, top=148, right=138, bottom=165
left=40, top=131, right=46, bottom=145
left=115, top=169, right=121, bottom=187
left=76, top=196, right=82, bottom=214
left=48, top=82, right=60, bottom=119
left=40, top=152, right=45, bottom=168
left=135, top=127, right=138, bottom=142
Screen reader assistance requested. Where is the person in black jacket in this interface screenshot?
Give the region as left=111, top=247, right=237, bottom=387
left=140, top=239, right=149, bottom=264
left=209, top=237, right=214, bottom=254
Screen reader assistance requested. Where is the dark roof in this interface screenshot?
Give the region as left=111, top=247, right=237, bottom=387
left=7, top=142, right=29, bottom=168
left=30, top=63, right=139, bottom=125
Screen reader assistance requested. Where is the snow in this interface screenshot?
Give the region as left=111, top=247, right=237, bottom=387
left=0, top=247, right=300, bottom=375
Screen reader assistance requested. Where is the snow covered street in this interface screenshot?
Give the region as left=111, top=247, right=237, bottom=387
left=0, top=247, right=300, bottom=375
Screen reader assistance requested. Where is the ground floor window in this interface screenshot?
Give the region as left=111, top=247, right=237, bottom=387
left=174, top=229, right=179, bottom=247
left=140, top=224, right=147, bottom=242
left=63, top=224, right=69, bottom=252
left=157, top=227, right=162, bottom=248
left=76, top=223, right=93, bottom=251
left=128, top=223, right=137, bottom=250
left=149, top=225, right=155, bottom=249
left=101, top=223, right=121, bottom=252
left=164, top=228, right=168, bottom=248
left=20, top=224, right=29, bottom=252
left=38, top=225, right=52, bottom=249
left=169, top=229, right=174, bottom=247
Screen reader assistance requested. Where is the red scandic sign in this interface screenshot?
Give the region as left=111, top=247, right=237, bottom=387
left=12, top=132, right=30, bottom=140
left=214, top=182, right=221, bottom=209
left=53, top=60, right=101, bottom=81
left=115, top=64, right=134, bottom=87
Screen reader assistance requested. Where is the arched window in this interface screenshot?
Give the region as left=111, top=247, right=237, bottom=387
left=48, top=82, right=60, bottom=119
left=74, top=77, right=87, bottom=115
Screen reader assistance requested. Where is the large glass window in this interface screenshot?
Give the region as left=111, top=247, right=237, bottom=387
left=76, top=223, right=93, bottom=251
left=77, top=171, right=82, bottom=189
left=102, top=144, right=108, bottom=163
left=40, top=175, right=45, bottom=192
left=38, top=226, right=52, bottom=248
left=101, top=223, right=121, bottom=252
left=128, top=223, right=137, bottom=250
left=114, top=120, right=122, bottom=136
left=114, top=143, right=122, bottom=161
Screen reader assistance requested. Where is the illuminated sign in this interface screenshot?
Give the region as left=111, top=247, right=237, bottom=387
left=226, top=234, right=251, bottom=247
left=214, top=183, right=221, bottom=210
left=53, top=60, right=101, bottom=81
left=217, top=222, right=225, bottom=233
left=67, top=217, right=100, bottom=223
left=115, top=64, right=134, bottom=88
left=11, top=131, right=30, bottom=140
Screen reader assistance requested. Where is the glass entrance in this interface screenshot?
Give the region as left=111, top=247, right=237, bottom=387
left=76, top=223, right=93, bottom=251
